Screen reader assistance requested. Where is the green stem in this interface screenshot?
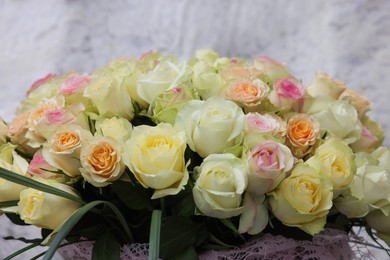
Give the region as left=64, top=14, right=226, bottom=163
left=148, top=210, right=162, bottom=260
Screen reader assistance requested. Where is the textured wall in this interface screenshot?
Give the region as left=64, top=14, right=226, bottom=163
left=0, top=0, right=389, bottom=258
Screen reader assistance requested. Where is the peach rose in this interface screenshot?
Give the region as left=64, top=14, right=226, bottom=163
left=339, top=88, right=371, bottom=120
left=80, top=136, right=125, bottom=187
left=225, top=79, right=269, bottom=109
left=286, top=114, right=320, bottom=158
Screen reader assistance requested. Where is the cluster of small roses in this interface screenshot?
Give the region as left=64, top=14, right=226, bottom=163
left=0, top=49, right=389, bottom=239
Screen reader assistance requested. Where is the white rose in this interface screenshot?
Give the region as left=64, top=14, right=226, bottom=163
left=307, top=71, right=346, bottom=99
left=175, top=97, right=245, bottom=158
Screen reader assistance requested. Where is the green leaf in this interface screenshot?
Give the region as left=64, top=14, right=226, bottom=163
left=0, top=200, right=18, bottom=208
left=92, top=231, right=120, bottom=260
left=159, top=216, right=205, bottom=258
left=43, top=200, right=133, bottom=260
left=0, top=167, right=85, bottom=205
left=3, top=242, right=41, bottom=260
left=148, top=210, right=161, bottom=260
left=166, top=246, right=198, bottom=260
left=111, top=180, right=153, bottom=210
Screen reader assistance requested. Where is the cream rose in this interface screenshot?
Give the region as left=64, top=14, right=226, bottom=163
left=175, top=97, right=245, bottom=158
left=253, top=56, right=291, bottom=83
left=307, top=71, right=346, bottom=99
left=137, top=59, right=192, bottom=104
left=269, top=162, right=333, bottom=235
left=191, top=60, right=224, bottom=99
left=0, top=144, right=29, bottom=202
left=193, top=153, right=247, bottom=218
left=43, top=124, right=92, bottom=177
left=95, top=117, right=133, bottom=143
left=123, top=123, right=188, bottom=199
left=18, top=177, right=81, bottom=230
left=80, top=136, right=125, bottom=187
left=84, top=75, right=134, bottom=120
left=0, top=118, right=8, bottom=146
left=372, top=146, right=390, bottom=171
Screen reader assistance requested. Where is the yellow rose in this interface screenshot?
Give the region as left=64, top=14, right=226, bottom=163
left=123, top=123, right=188, bottom=199
left=269, top=162, right=333, bottom=235
left=43, top=124, right=93, bottom=177
left=18, top=177, right=81, bottom=230
left=80, top=136, right=125, bottom=187
left=193, top=153, right=247, bottom=218
left=95, top=117, right=133, bottom=143
left=309, top=139, right=356, bottom=196
left=0, top=144, right=29, bottom=202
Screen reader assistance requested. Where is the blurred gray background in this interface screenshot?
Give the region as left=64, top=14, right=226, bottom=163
left=0, top=0, right=389, bottom=258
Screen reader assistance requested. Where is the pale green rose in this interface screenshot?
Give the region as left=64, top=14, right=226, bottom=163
left=0, top=143, right=29, bottom=202
left=80, top=136, right=125, bottom=187
left=253, top=56, right=291, bottom=84
left=175, top=97, right=245, bottom=158
left=123, top=123, right=188, bottom=199
left=84, top=75, right=134, bottom=120
left=95, top=117, right=133, bottom=143
left=307, top=139, right=356, bottom=196
left=269, top=162, right=333, bottom=235
left=152, top=83, right=198, bottom=125
left=304, top=97, right=362, bottom=143
left=307, top=71, right=346, bottom=99
left=334, top=152, right=390, bottom=218
left=42, top=124, right=93, bottom=177
left=191, top=60, right=224, bottom=99
left=238, top=193, right=268, bottom=235
left=193, top=153, right=247, bottom=218
left=137, top=58, right=192, bottom=104
left=195, top=49, right=220, bottom=64
left=18, top=177, right=81, bottom=230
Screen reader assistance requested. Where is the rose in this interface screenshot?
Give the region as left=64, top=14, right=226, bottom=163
left=304, top=97, right=362, bottom=144
left=244, top=140, right=295, bottom=195
left=192, top=153, right=247, bottom=218
left=225, top=79, right=269, bottom=109
left=268, top=77, right=305, bottom=111
left=27, top=149, right=62, bottom=179
left=175, top=97, right=245, bottom=158
left=18, top=177, right=81, bottom=230
left=244, top=112, right=286, bottom=139
left=254, top=56, right=291, bottom=83
left=43, top=124, right=92, bottom=177
left=26, top=73, right=57, bottom=96
left=84, top=74, right=134, bottom=120
left=95, top=117, right=133, bottom=143
left=0, top=118, right=8, bottom=146
left=80, top=136, right=125, bottom=187
left=191, top=60, right=224, bottom=99
left=153, top=84, right=197, bottom=125
left=372, top=146, right=390, bottom=171
left=350, top=127, right=379, bottom=153
left=269, top=162, right=333, bottom=235
left=308, top=139, right=356, bottom=196
left=59, top=74, right=91, bottom=96
left=334, top=152, right=390, bottom=218
left=307, top=71, right=346, bottom=99
left=195, top=49, right=220, bottom=64
left=238, top=193, right=268, bottom=235
left=123, top=123, right=188, bottom=199
left=366, top=210, right=390, bottom=233
left=137, top=58, right=192, bottom=104
left=339, top=88, right=371, bottom=119
left=0, top=144, right=29, bottom=202
left=286, top=114, right=320, bottom=158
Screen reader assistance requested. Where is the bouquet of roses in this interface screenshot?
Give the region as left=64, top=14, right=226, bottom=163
left=1, top=49, right=390, bottom=259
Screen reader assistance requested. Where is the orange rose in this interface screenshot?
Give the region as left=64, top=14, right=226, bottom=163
left=286, top=114, right=320, bottom=158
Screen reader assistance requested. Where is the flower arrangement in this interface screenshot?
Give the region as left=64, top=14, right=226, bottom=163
left=1, top=49, right=390, bottom=259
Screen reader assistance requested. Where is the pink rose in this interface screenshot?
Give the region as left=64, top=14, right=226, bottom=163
left=26, top=73, right=56, bottom=96
left=245, top=140, right=295, bottom=195
left=269, top=77, right=305, bottom=111
left=350, top=127, right=379, bottom=152
left=244, top=112, right=286, bottom=137
left=59, top=74, right=91, bottom=96
left=27, top=149, right=60, bottom=179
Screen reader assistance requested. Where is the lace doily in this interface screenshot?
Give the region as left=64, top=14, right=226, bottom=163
left=58, top=229, right=368, bottom=260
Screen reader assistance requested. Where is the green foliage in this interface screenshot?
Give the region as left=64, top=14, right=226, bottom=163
left=92, top=231, right=120, bottom=260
